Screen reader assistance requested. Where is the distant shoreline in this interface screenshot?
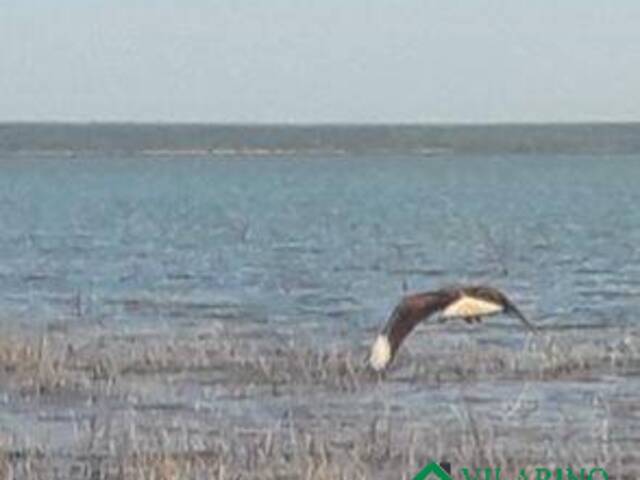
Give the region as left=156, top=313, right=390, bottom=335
left=2, top=122, right=640, bottom=155
left=2, top=120, right=639, bottom=127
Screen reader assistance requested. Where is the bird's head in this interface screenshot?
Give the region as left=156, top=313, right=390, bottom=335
left=369, top=334, right=392, bottom=372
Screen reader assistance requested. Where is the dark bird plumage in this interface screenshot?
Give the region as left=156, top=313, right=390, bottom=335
left=369, top=285, right=535, bottom=371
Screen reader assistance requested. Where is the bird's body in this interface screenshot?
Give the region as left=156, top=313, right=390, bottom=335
left=369, top=285, right=534, bottom=371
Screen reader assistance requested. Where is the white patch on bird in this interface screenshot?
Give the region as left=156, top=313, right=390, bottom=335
left=369, top=335, right=391, bottom=371
left=441, top=295, right=502, bottom=318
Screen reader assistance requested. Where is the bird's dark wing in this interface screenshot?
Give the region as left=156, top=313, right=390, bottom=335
left=372, top=291, right=456, bottom=369
left=502, top=299, right=537, bottom=332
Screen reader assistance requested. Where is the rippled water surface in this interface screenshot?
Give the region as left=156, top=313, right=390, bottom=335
left=1, top=153, right=639, bottom=336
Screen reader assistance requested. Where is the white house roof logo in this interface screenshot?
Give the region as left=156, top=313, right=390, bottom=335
left=413, top=462, right=452, bottom=480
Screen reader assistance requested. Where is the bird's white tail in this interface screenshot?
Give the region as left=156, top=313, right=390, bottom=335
left=369, top=334, right=392, bottom=371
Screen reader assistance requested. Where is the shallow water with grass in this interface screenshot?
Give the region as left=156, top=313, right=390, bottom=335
left=0, top=148, right=639, bottom=478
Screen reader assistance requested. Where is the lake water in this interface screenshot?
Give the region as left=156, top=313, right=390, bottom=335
left=1, top=152, right=639, bottom=339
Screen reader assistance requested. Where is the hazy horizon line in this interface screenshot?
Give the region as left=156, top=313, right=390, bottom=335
left=2, top=119, right=640, bottom=128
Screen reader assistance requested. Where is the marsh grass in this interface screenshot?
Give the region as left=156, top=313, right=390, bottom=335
left=405, top=331, right=640, bottom=384
left=0, top=328, right=638, bottom=478
left=0, top=416, right=635, bottom=479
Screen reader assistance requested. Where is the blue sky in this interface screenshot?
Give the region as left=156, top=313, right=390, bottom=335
left=1, top=1, right=639, bottom=123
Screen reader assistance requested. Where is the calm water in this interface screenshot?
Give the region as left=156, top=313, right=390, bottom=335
left=1, top=152, right=639, bottom=340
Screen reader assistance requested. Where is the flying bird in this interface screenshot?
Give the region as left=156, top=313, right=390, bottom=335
left=369, top=285, right=535, bottom=371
